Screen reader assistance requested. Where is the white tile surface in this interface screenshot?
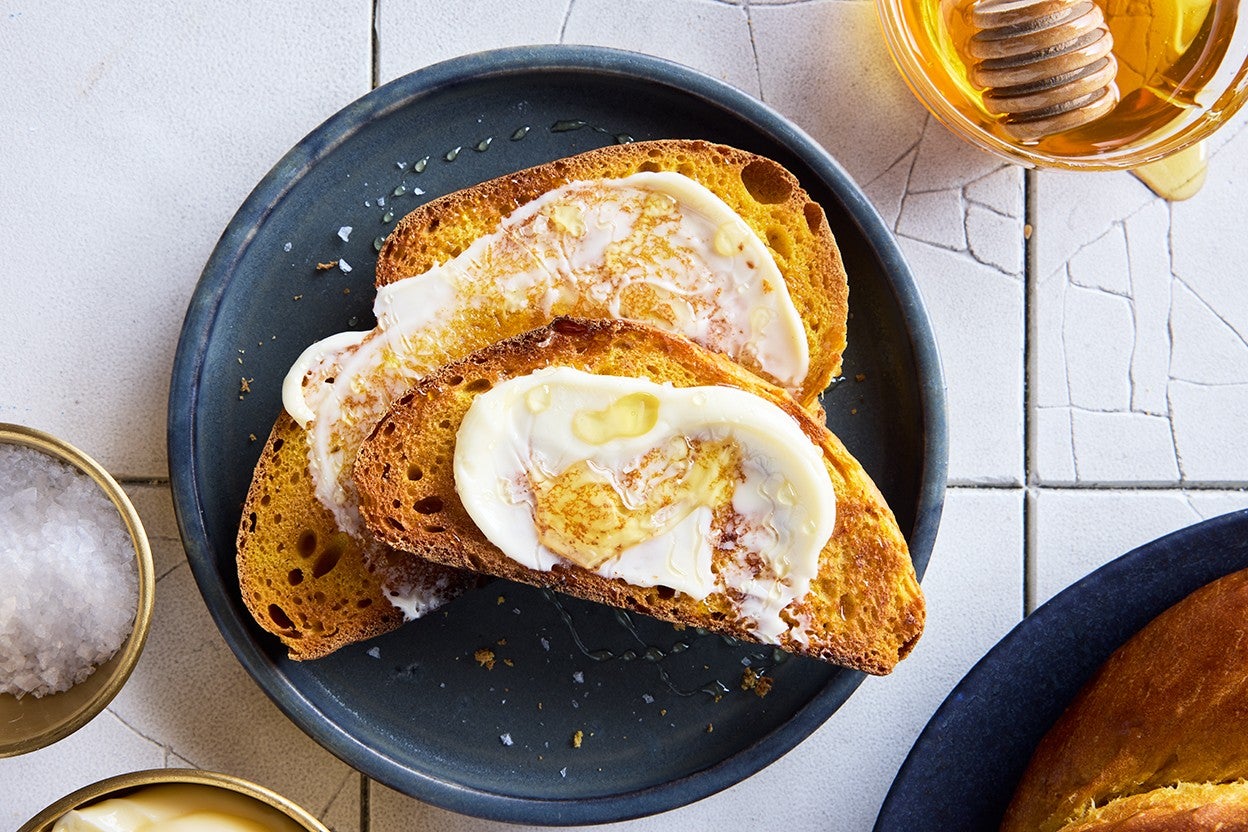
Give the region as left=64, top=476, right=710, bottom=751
left=1032, top=109, right=1248, bottom=487
left=370, top=488, right=1024, bottom=831
left=565, top=0, right=759, bottom=95
left=898, top=189, right=969, bottom=250
left=1032, top=489, right=1248, bottom=607
left=965, top=166, right=1023, bottom=218
left=0, top=711, right=165, bottom=829
left=0, top=0, right=370, bottom=479
left=751, top=1, right=928, bottom=188
left=378, top=0, right=569, bottom=82
left=899, top=238, right=1024, bottom=484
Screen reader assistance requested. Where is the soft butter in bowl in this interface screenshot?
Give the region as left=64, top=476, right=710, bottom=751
left=0, top=423, right=155, bottom=757
left=19, top=769, right=328, bottom=832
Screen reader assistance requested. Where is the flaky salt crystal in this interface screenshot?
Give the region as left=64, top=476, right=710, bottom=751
left=0, top=444, right=137, bottom=698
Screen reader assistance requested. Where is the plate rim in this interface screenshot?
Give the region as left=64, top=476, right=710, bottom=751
left=874, top=507, right=1248, bottom=831
left=168, top=44, right=948, bottom=824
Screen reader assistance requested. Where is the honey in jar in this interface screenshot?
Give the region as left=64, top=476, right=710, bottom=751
left=879, top=0, right=1248, bottom=176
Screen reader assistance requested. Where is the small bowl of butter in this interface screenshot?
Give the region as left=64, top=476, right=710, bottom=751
left=19, top=769, right=329, bottom=832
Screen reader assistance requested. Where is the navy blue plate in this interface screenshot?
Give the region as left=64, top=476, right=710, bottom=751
left=876, top=508, right=1248, bottom=831
left=169, top=46, right=946, bottom=824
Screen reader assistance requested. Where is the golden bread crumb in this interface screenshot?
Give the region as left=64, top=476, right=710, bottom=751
left=741, top=668, right=773, bottom=698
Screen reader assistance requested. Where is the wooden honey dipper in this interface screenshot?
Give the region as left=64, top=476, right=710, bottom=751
left=963, top=0, right=1119, bottom=142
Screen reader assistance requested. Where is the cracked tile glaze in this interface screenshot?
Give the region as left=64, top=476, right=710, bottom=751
left=755, top=0, right=1027, bottom=485
left=1035, top=109, right=1248, bottom=484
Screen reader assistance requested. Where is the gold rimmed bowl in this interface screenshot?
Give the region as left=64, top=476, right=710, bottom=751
left=0, top=423, right=155, bottom=757
left=18, top=769, right=330, bottom=832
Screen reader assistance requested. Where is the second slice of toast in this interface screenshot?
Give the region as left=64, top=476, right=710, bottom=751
left=354, top=318, right=924, bottom=675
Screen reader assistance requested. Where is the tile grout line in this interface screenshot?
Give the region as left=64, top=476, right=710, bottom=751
left=1023, top=167, right=1037, bottom=618
left=370, top=0, right=380, bottom=91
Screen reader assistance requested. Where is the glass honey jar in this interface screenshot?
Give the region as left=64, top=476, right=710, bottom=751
left=876, top=0, right=1248, bottom=174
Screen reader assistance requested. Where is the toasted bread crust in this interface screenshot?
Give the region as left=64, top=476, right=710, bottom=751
left=237, top=414, right=401, bottom=659
left=1002, top=568, right=1248, bottom=832
left=237, top=413, right=475, bottom=659
left=353, top=318, right=924, bottom=675
left=239, top=140, right=849, bottom=659
left=378, top=139, right=848, bottom=405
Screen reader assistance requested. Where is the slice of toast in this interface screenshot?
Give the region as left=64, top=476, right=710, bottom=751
left=236, top=414, right=472, bottom=659
left=353, top=318, right=924, bottom=675
left=378, top=138, right=849, bottom=405
left=239, top=139, right=850, bottom=659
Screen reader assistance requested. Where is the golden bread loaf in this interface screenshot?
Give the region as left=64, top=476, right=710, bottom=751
left=1059, top=782, right=1248, bottom=832
left=353, top=318, right=925, bottom=675
left=238, top=140, right=850, bottom=659
left=1001, top=567, right=1248, bottom=832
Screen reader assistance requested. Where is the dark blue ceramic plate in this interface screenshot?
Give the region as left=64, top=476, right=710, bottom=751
left=876, top=508, right=1248, bottom=832
left=169, top=46, right=946, bottom=824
